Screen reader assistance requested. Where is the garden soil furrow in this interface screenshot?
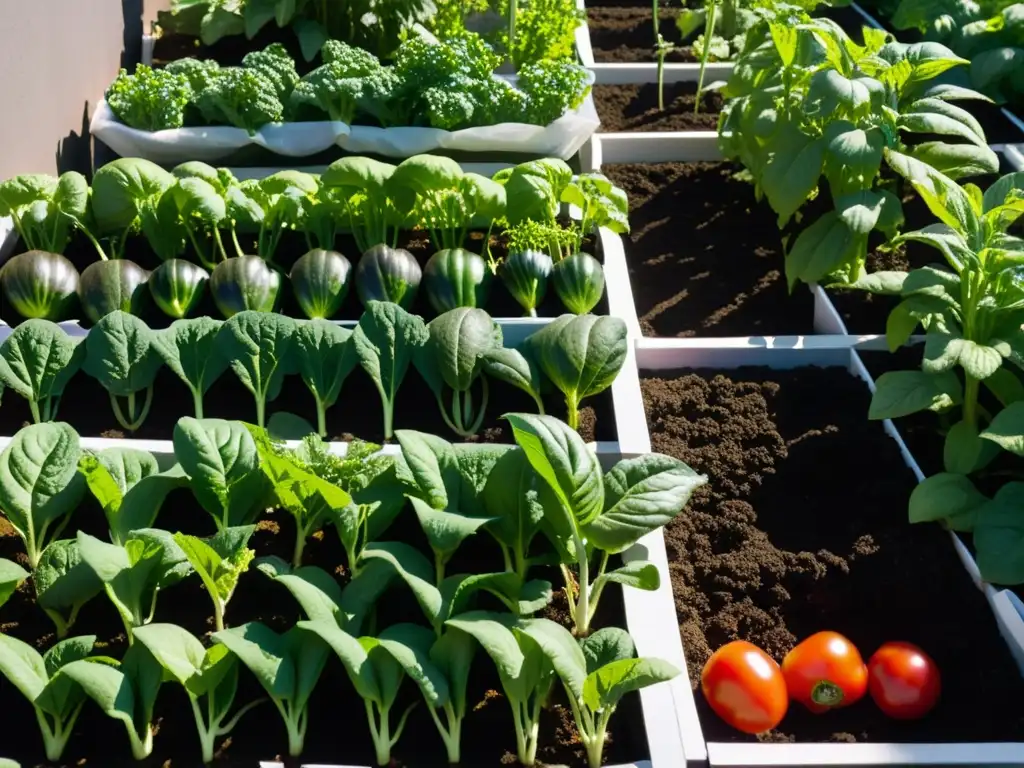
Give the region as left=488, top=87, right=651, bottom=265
left=641, top=366, right=1024, bottom=743
left=594, top=83, right=722, bottom=132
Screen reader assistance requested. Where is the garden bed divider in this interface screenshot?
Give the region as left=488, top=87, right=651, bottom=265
left=635, top=336, right=1024, bottom=767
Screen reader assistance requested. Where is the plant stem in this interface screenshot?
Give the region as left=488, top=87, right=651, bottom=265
left=293, top=528, right=306, bottom=568
left=695, top=0, right=717, bottom=116
left=128, top=725, right=154, bottom=760
left=366, top=700, right=391, bottom=766
left=511, top=701, right=529, bottom=765
left=193, top=388, right=204, bottom=419
left=658, top=46, right=666, bottom=111
left=573, top=535, right=591, bottom=635
left=435, top=551, right=446, bottom=587
left=567, top=393, right=580, bottom=431
left=256, top=397, right=266, bottom=429
left=213, top=598, right=226, bottom=633
left=509, top=0, right=518, bottom=64
left=316, top=396, right=327, bottom=438
left=588, top=550, right=610, bottom=618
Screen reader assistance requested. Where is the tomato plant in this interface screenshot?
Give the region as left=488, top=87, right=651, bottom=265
left=868, top=642, right=941, bottom=719
left=782, top=631, right=868, bottom=713
left=701, top=640, right=788, bottom=734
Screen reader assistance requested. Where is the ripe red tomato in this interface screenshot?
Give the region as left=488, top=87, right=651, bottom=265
left=868, top=642, right=941, bottom=719
left=701, top=640, right=788, bottom=734
left=782, top=631, right=868, bottom=713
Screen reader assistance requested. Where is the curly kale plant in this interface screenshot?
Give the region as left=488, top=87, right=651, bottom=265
left=518, top=60, right=592, bottom=124
left=197, top=67, right=284, bottom=134
left=106, top=65, right=193, bottom=132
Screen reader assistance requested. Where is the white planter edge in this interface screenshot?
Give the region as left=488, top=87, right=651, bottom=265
left=635, top=337, right=1024, bottom=765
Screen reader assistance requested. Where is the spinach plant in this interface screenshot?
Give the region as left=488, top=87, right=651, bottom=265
left=172, top=417, right=270, bottom=530
left=320, top=157, right=401, bottom=253
left=90, top=158, right=181, bottom=261
left=861, top=162, right=1024, bottom=582
left=0, top=172, right=97, bottom=255
left=174, top=527, right=255, bottom=632
left=216, top=311, right=296, bottom=428
left=415, top=308, right=503, bottom=438
left=445, top=612, right=581, bottom=766
left=351, top=301, right=429, bottom=439
left=293, top=319, right=356, bottom=438
left=77, top=529, right=191, bottom=638
left=0, top=421, right=84, bottom=569
left=524, top=315, right=628, bottom=430
left=133, top=623, right=264, bottom=764
left=83, top=312, right=162, bottom=432
left=62, top=642, right=164, bottom=760
left=213, top=622, right=329, bottom=757
left=482, top=346, right=547, bottom=415
left=172, top=176, right=231, bottom=270
left=0, top=634, right=95, bottom=761
left=557, top=626, right=680, bottom=768
left=0, top=320, right=84, bottom=423
left=506, top=413, right=707, bottom=635
left=154, top=317, right=229, bottom=419
left=34, top=539, right=102, bottom=638
left=0, top=558, right=28, bottom=608
left=79, top=447, right=187, bottom=545
left=386, top=155, right=506, bottom=251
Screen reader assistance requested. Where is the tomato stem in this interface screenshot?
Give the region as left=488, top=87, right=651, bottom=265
left=810, top=680, right=844, bottom=707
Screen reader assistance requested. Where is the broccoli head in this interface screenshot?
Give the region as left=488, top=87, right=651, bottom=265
left=106, top=65, right=193, bottom=132
left=197, top=67, right=284, bottom=135
left=242, top=43, right=299, bottom=100
left=320, top=40, right=381, bottom=74
left=423, top=86, right=477, bottom=131
left=518, top=61, right=591, bottom=125
left=468, top=76, right=531, bottom=125
left=164, top=57, right=222, bottom=93
left=393, top=33, right=500, bottom=88
left=288, top=68, right=364, bottom=123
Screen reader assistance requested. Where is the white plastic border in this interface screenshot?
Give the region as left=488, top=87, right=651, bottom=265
left=635, top=337, right=1024, bottom=766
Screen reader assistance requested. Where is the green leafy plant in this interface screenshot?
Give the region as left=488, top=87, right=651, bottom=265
left=0, top=634, right=96, bottom=761
left=524, top=315, right=627, bottom=430
left=153, top=317, right=230, bottom=419
left=292, top=319, right=356, bottom=437
left=133, top=623, right=265, bottom=764
left=174, top=527, right=256, bottom=632
left=62, top=642, right=164, bottom=760
left=506, top=413, right=707, bottom=635
left=0, top=320, right=84, bottom=423
left=78, top=447, right=187, bottom=545
left=77, top=529, right=191, bottom=638
left=90, top=158, right=179, bottom=261
left=0, top=172, right=96, bottom=255
left=34, top=540, right=103, bottom=638
left=81, top=312, right=161, bottom=432
left=0, top=421, right=84, bottom=569
left=482, top=346, right=547, bottom=414
left=107, top=65, right=193, bottom=132
left=351, top=301, right=430, bottom=439
left=172, top=417, right=270, bottom=530
left=212, top=622, right=328, bottom=757
left=415, top=308, right=503, bottom=438
left=319, top=157, right=400, bottom=254
left=0, top=558, right=28, bottom=608
left=216, top=311, right=296, bottom=428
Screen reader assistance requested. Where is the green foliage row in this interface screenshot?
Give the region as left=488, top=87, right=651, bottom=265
left=0, top=413, right=706, bottom=765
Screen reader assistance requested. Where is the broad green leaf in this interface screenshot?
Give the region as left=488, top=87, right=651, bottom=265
left=909, top=472, right=988, bottom=529
left=868, top=370, right=963, bottom=419
left=361, top=542, right=443, bottom=624
left=175, top=526, right=254, bottom=610
left=293, top=319, right=355, bottom=415
left=395, top=430, right=460, bottom=510
left=213, top=623, right=298, bottom=702
left=899, top=98, right=989, bottom=148
left=974, top=483, right=1024, bottom=585
left=377, top=623, right=451, bottom=708
left=885, top=149, right=981, bottom=247
left=153, top=318, right=229, bottom=414
left=504, top=413, right=605, bottom=533
left=0, top=558, right=28, bottom=608
left=599, top=560, right=660, bottom=591
left=0, top=634, right=48, bottom=703
left=518, top=617, right=588, bottom=700
left=944, top=419, right=999, bottom=475
left=482, top=449, right=545, bottom=559
left=582, top=657, right=680, bottom=711
left=417, top=308, right=500, bottom=397
left=980, top=402, right=1024, bottom=456
left=841, top=270, right=907, bottom=295
left=910, top=142, right=1000, bottom=180
left=82, top=312, right=161, bottom=399
left=784, top=211, right=859, bottom=288
left=894, top=225, right=972, bottom=271
left=823, top=122, right=884, bottom=196
left=985, top=367, right=1024, bottom=408
left=0, top=320, right=83, bottom=421
left=445, top=612, right=526, bottom=693
left=256, top=556, right=344, bottom=625
left=131, top=623, right=207, bottom=685
left=481, top=347, right=545, bottom=407
left=34, top=539, right=103, bottom=636
left=294, top=620, right=379, bottom=702
left=580, top=627, right=635, bottom=674
left=217, top=311, right=296, bottom=423
left=409, top=497, right=491, bottom=564
left=585, top=455, right=706, bottom=554
left=983, top=172, right=1024, bottom=213
left=761, top=125, right=826, bottom=226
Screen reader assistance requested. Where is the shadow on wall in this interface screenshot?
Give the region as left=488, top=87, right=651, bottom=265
left=90, top=0, right=145, bottom=170
left=55, top=103, right=93, bottom=177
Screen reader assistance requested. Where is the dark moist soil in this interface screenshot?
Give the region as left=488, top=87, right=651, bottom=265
left=641, top=365, right=1024, bottom=743
left=602, top=161, right=816, bottom=337
left=152, top=25, right=318, bottom=74
left=2, top=227, right=606, bottom=331
left=587, top=6, right=697, bottom=63
left=594, top=82, right=722, bottom=133
left=0, top=357, right=615, bottom=445
left=0, top=483, right=646, bottom=767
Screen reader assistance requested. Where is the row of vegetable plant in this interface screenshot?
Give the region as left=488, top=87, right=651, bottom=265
left=700, top=3, right=1024, bottom=583
left=108, top=35, right=591, bottom=134
left=0, top=307, right=626, bottom=438
left=0, top=412, right=706, bottom=765
left=0, top=155, right=626, bottom=322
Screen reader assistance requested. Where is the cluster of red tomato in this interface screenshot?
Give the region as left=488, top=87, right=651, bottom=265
left=700, top=631, right=941, bottom=734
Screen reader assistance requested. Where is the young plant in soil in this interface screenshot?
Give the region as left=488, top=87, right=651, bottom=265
left=859, top=161, right=1024, bottom=583
left=153, top=317, right=229, bottom=419
left=34, top=539, right=102, bottom=638
left=0, top=172, right=97, bottom=256
left=174, top=526, right=256, bottom=632
left=0, top=319, right=84, bottom=424
left=133, top=623, right=265, bottom=764
left=0, top=634, right=96, bottom=761
left=212, top=622, right=329, bottom=758
left=216, top=311, right=296, bottom=429
left=719, top=13, right=998, bottom=289
left=506, top=413, right=707, bottom=635
left=83, top=311, right=162, bottom=432
left=0, top=421, right=84, bottom=569
left=78, top=447, right=187, bottom=545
